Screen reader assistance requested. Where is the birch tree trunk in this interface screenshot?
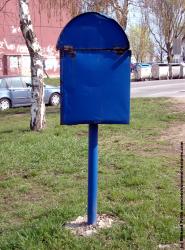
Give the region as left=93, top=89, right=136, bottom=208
left=18, top=0, right=46, bottom=131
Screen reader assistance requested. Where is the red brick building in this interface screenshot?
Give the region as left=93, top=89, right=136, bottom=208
left=0, top=0, right=70, bottom=76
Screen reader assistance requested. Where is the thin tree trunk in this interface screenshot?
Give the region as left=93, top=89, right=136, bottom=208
left=122, top=0, right=129, bottom=30
left=18, top=0, right=46, bottom=131
left=160, top=50, right=163, bottom=63
left=111, top=0, right=129, bottom=30
left=166, top=42, right=173, bottom=79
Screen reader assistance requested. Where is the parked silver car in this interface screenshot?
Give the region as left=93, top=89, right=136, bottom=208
left=0, top=76, right=60, bottom=111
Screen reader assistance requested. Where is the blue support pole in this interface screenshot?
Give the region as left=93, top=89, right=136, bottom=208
left=88, top=124, right=98, bottom=225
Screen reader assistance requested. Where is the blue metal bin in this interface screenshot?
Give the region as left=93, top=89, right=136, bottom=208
left=57, top=12, right=131, bottom=125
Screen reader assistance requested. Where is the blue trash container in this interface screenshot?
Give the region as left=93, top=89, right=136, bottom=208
left=57, top=12, right=131, bottom=125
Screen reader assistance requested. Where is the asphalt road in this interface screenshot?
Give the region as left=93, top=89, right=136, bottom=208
left=131, top=79, right=185, bottom=98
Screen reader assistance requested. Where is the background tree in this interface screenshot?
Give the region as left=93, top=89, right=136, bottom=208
left=83, top=0, right=130, bottom=30
left=40, top=0, right=82, bottom=18
left=18, top=0, right=78, bottom=131
left=142, top=0, right=185, bottom=63
left=154, top=29, right=166, bottom=63
left=109, top=0, right=129, bottom=30
left=19, top=0, right=46, bottom=131
left=128, top=21, right=154, bottom=62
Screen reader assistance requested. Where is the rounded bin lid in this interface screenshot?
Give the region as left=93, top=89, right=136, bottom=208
left=56, top=12, right=130, bottom=50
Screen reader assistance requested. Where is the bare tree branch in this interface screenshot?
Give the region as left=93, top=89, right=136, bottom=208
left=0, top=0, right=12, bottom=12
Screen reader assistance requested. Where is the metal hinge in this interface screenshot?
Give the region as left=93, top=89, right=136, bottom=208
left=62, top=46, right=76, bottom=57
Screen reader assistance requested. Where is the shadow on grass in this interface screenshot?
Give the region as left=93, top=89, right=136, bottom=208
left=46, top=106, right=60, bottom=114
left=0, top=107, right=30, bottom=117
left=0, top=129, right=14, bottom=134
left=0, top=106, right=60, bottom=118
left=0, top=128, right=31, bottom=135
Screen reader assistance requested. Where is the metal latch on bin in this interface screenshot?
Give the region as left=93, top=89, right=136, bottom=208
left=62, top=45, right=129, bottom=57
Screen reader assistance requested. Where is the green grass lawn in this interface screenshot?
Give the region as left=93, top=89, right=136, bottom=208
left=0, top=98, right=184, bottom=249
left=44, top=77, right=60, bottom=87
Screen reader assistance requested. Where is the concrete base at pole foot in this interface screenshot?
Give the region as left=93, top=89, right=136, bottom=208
left=64, top=214, right=118, bottom=237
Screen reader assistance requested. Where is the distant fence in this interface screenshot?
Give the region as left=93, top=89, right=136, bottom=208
left=131, top=63, right=185, bottom=81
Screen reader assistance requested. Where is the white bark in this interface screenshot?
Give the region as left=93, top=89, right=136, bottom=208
left=18, top=0, right=46, bottom=131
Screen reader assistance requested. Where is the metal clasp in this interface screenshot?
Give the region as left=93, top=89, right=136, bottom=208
left=62, top=46, right=129, bottom=57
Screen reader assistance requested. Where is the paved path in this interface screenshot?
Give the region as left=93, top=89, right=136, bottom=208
left=131, top=79, right=185, bottom=98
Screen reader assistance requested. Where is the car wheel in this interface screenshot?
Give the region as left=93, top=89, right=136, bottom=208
left=0, top=98, right=10, bottom=111
left=50, top=93, right=60, bottom=106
